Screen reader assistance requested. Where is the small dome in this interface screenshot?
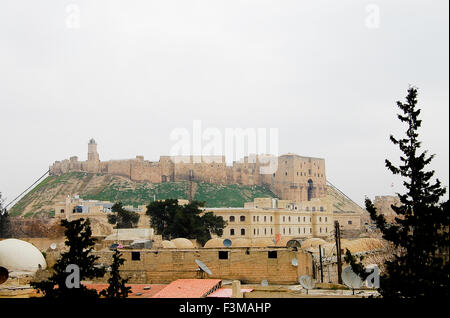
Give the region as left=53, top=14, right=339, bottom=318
left=203, top=238, right=224, bottom=248
left=275, top=237, right=292, bottom=247
left=251, top=238, right=274, bottom=247
left=301, top=238, right=327, bottom=249
left=170, top=238, right=194, bottom=249
left=0, top=239, right=47, bottom=272
left=230, top=238, right=251, bottom=247
left=161, top=240, right=176, bottom=249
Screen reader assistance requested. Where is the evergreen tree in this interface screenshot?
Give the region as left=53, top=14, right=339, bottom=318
left=100, top=249, right=131, bottom=298
left=146, top=199, right=226, bottom=245
left=107, top=202, right=140, bottom=229
left=365, top=87, right=449, bottom=298
left=31, top=218, right=106, bottom=298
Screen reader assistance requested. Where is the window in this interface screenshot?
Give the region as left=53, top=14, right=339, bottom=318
left=264, top=216, right=266, bottom=222
left=310, top=228, right=312, bottom=233
left=319, top=217, right=322, bottom=222
left=240, top=216, right=245, bottom=222
left=303, top=217, right=306, bottom=222
left=288, top=216, right=291, bottom=222
left=60, top=209, right=64, bottom=213
left=348, top=220, right=353, bottom=225
left=285, top=172, right=288, bottom=176
left=270, top=216, right=273, bottom=222
left=298, top=217, right=300, bottom=222
left=312, top=207, right=316, bottom=212
left=303, top=228, right=306, bottom=233
left=325, top=217, right=327, bottom=222
left=271, top=228, right=273, bottom=235
left=241, top=228, right=245, bottom=235
left=264, top=228, right=267, bottom=235
left=289, top=228, right=291, bottom=234
left=326, top=227, right=328, bottom=233
left=131, top=252, right=141, bottom=261
left=320, top=206, right=324, bottom=212
left=230, top=229, right=235, bottom=235
left=283, top=228, right=286, bottom=234
left=257, top=216, right=259, bottom=222
left=320, top=228, right=322, bottom=233
left=268, top=251, right=278, bottom=259
left=229, top=216, right=235, bottom=222
left=219, top=251, right=228, bottom=260
left=283, top=216, right=285, bottom=222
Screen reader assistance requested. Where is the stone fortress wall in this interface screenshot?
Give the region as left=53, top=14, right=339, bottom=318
left=50, top=139, right=327, bottom=201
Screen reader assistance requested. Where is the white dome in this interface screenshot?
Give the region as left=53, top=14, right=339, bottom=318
left=0, top=239, right=47, bottom=272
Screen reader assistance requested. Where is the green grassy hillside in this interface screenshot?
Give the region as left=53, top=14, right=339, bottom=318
left=9, top=172, right=276, bottom=217
left=9, top=171, right=366, bottom=218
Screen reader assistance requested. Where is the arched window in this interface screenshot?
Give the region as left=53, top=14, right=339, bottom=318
left=307, top=179, right=314, bottom=201
left=241, top=228, right=245, bottom=235
left=229, top=216, right=235, bottom=222
left=230, top=229, right=235, bottom=236
left=240, top=215, right=245, bottom=222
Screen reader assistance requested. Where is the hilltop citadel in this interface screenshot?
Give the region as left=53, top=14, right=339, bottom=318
left=50, top=139, right=327, bottom=203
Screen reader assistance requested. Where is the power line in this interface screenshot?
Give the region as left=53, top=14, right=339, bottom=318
left=326, top=179, right=365, bottom=211
left=3, top=169, right=50, bottom=210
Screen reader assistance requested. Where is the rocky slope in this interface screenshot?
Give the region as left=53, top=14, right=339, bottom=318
left=9, top=171, right=366, bottom=218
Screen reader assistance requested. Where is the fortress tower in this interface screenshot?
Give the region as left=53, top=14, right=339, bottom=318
left=86, top=138, right=100, bottom=173
left=88, top=138, right=99, bottom=162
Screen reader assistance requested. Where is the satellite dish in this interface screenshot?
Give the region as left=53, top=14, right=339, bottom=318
left=261, top=280, right=269, bottom=287
left=342, top=266, right=363, bottom=292
left=223, top=239, right=232, bottom=247
left=50, top=243, right=57, bottom=250
left=109, top=243, right=119, bottom=250
left=291, top=258, right=298, bottom=267
left=195, top=259, right=212, bottom=275
left=0, top=267, right=8, bottom=285
left=299, top=275, right=315, bottom=294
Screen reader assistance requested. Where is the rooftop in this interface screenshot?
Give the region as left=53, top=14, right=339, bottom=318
left=152, top=279, right=222, bottom=298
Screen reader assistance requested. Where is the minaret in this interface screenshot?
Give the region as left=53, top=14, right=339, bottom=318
left=88, top=138, right=99, bottom=162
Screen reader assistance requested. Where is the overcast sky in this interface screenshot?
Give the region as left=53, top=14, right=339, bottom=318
left=1, top=0, right=448, bottom=207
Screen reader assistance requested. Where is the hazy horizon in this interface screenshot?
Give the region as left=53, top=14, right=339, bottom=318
left=1, top=0, right=448, bottom=208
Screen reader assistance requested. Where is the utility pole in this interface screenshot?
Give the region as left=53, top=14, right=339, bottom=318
left=334, top=220, right=343, bottom=284
left=319, top=244, right=324, bottom=283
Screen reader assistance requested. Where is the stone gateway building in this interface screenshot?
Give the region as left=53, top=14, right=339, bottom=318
left=50, top=139, right=327, bottom=202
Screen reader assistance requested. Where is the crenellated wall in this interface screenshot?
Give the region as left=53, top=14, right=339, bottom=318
left=49, top=142, right=327, bottom=202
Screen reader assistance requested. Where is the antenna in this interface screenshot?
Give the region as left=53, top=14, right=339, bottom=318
left=223, top=239, right=232, bottom=247
left=299, top=275, right=316, bottom=295
left=342, top=266, right=363, bottom=294
left=261, top=280, right=269, bottom=287
left=195, top=259, right=212, bottom=277
left=50, top=243, right=57, bottom=250
left=291, top=258, right=298, bottom=267
left=0, top=267, right=8, bottom=285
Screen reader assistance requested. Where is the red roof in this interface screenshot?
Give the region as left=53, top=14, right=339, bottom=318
left=84, top=283, right=166, bottom=298
left=207, top=287, right=253, bottom=298
left=152, top=279, right=222, bottom=298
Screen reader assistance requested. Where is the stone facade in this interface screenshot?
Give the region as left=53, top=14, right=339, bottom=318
left=93, top=247, right=313, bottom=284
left=373, top=195, right=401, bottom=223
left=49, top=139, right=327, bottom=202
left=207, top=197, right=334, bottom=240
